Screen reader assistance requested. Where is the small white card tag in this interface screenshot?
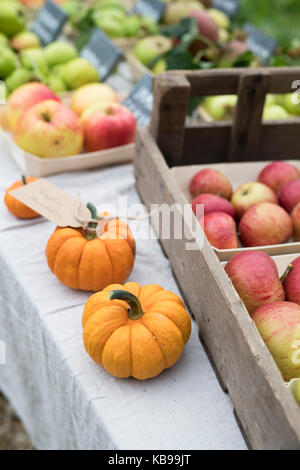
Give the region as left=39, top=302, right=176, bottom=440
left=9, top=179, right=91, bottom=228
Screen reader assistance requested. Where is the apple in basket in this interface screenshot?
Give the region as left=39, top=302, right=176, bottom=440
left=225, top=251, right=285, bottom=316
left=278, top=179, right=300, bottom=213
left=189, top=168, right=233, bottom=200
left=14, top=100, right=83, bottom=158
left=253, top=301, right=300, bottom=381
left=282, top=257, right=300, bottom=305
left=258, top=161, right=300, bottom=193
left=6, top=82, right=60, bottom=132
left=80, top=102, right=136, bottom=152
left=71, top=83, right=118, bottom=116
left=291, top=202, right=300, bottom=241
left=231, top=182, right=278, bottom=219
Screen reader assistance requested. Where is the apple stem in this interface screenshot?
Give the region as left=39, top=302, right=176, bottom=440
left=280, top=264, right=294, bottom=283
left=22, top=175, right=27, bottom=185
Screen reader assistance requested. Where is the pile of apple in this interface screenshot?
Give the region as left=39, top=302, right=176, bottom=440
left=202, top=93, right=300, bottom=122
left=1, top=81, right=136, bottom=158
left=225, top=249, right=300, bottom=391
left=0, top=1, right=102, bottom=95
left=190, top=161, right=300, bottom=250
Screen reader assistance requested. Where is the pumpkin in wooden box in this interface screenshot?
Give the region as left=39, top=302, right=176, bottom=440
left=46, top=203, right=135, bottom=291
left=82, top=282, right=191, bottom=380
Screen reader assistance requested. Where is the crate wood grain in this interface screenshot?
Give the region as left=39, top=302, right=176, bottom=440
left=150, top=68, right=300, bottom=166
left=134, top=126, right=300, bottom=450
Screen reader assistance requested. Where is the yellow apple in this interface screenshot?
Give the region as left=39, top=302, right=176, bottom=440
left=14, top=99, right=83, bottom=158
left=71, top=83, right=118, bottom=116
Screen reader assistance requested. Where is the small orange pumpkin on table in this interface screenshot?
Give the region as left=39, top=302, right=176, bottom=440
left=82, top=282, right=191, bottom=380
left=4, top=175, right=40, bottom=219
left=46, top=203, right=136, bottom=292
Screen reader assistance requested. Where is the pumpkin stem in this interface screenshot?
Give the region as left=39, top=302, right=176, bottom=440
left=109, top=290, right=144, bottom=320
left=280, top=264, right=294, bottom=283
left=86, top=202, right=98, bottom=240
left=22, top=175, right=27, bottom=185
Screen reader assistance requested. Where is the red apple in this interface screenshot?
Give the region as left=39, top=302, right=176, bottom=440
left=278, top=179, right=300, bottom=213
left=258, top=161, right=300, bottom=193
left=291, top=202, right=300, bottom=241
left=189, top=168, right=232, bottom=200
left=253, top=301, right=300, bottom=381
left=283, top=257, right=300, bottom=305
left=225, top=251, right=285, bottom=316
left=231, top=182, right=278, bottom=219
left=7, top=82, right=60, bottom=132
left=81, top=102, right=136, bottom=152
left=14, top=100, right=83, bottom=158
left=188, top=10, right=219, bottom=43
left=223, top=39, right=249, bottom=62
left=239, top=202, right=293, bottom=247
left=200, top=212, right=238, bottom=250
left=192, top=193, right=235, bottom=219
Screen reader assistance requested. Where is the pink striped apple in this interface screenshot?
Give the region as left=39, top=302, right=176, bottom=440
left=201, top=212, right=238, bottom=250
left=258, top=161, right=300, bottom=193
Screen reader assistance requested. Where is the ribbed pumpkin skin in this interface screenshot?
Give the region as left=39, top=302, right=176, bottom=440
left=82, top=282, right=192, bottom=380
left=46, top=218, right=135, bottom=291
left=4, top=177, right=40, bottom=219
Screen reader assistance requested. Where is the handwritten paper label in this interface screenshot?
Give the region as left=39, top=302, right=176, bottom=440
left=212, top=0, right=239, bottom=18
left=244, top=24, right=278, bottom=65
left=10, top=179, right=90, bottom=228
left=131, top=0, right=166, bottom=22
left=31, top=0, right=68, bottom=45
left=80, top=29, right=122, bottom=81
left=123, top=74, right=153, bottom=126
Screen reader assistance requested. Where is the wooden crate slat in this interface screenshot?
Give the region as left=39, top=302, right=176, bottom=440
left=134, top=127, right=300, bottom=450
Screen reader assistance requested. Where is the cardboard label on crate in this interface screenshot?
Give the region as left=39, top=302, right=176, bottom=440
left=131, top=0, right=166, bottom=22
left=212, top=0, right=239, bottom=18
left=80, top=29, right=122, bottom=81
left=31, top=0, right=68, bottom=45
left=123, top=74, right=153, bottom=126
left=244, top=24, right=278, bottom=65
left=10, top=179, right=90, bottom=228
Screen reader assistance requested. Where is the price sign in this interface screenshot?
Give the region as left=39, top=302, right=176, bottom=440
left=123, top=75, right=153, bottom=127
left=31, top=0, right=68, bottom=45
left=212, top=0, right=239, bottom=18
left=244, top=24, right=278, bottom=65
left=131, top=0, right=166, bottom=22
left=80, top=29, right=122, bottom=81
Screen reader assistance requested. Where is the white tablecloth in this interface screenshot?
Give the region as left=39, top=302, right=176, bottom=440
left=0, top=143, right=246, bottom=450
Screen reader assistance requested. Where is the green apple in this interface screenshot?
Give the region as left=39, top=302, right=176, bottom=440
left=283, top=93, right=300, bottom=116
left=93, top=8, right=126, bottom=23
left=50, top=64, right=66, bottom=80
left=93, top=15, right=124, bottom=38
left=5, top=67, right=35, bottom=92
left=0, top=45, right=17, bottom=79
left=44, top=41, right=78, bottom=67
left=20, top=47, right=48, bottom=77
left=93, top=0, right=126, bottom=12
left=11, top=31, right=40, bottom=51
left=62, top=58, right=100, bottom=89
left=0, top=1, right=27, bottom=38
left=44, top=76, right=67, bottom=93
left=265, top=94, right=276, bottom=107
left=139, top=16, right=159, bottom=36
left=163, top=1, right=203, bottom=25
left=122, top=16, right=141, bottom=38
left=288, top=379, right=300, bottom=405
left=152, top=59, right=167, bottom=74
left=134, top=36, right=172, bottom=66
left=0, top=32, right=8, bottom=46
left=207, top=8, right=230, bottom=29
left=203, top=95, right=237, bottom=121
left=263, top=104, right=290, bottom=120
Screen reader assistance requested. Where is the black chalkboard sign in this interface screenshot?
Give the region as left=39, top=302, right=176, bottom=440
left=80, top=29, right=122, bottom=82
left=131, top=0, right=166, bottom=22
left=244, top=24, right=278, bottom=65
left=212, top=0, right=239, bottom=18
left=31, top=0, right=68, bottom=45
left=123, top=75, right=153, bottom=126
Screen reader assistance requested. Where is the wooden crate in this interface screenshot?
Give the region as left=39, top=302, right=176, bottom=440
left=134, top=125, right=300, bottom=450
left=150, top=68, right=300, bottom=166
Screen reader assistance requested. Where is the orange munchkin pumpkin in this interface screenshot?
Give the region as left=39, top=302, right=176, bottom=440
left=46, top=203, right=135, bottom=291
left=4, top=176, right=40, bottom=219
left=82, top=282, right=192, bottom=380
